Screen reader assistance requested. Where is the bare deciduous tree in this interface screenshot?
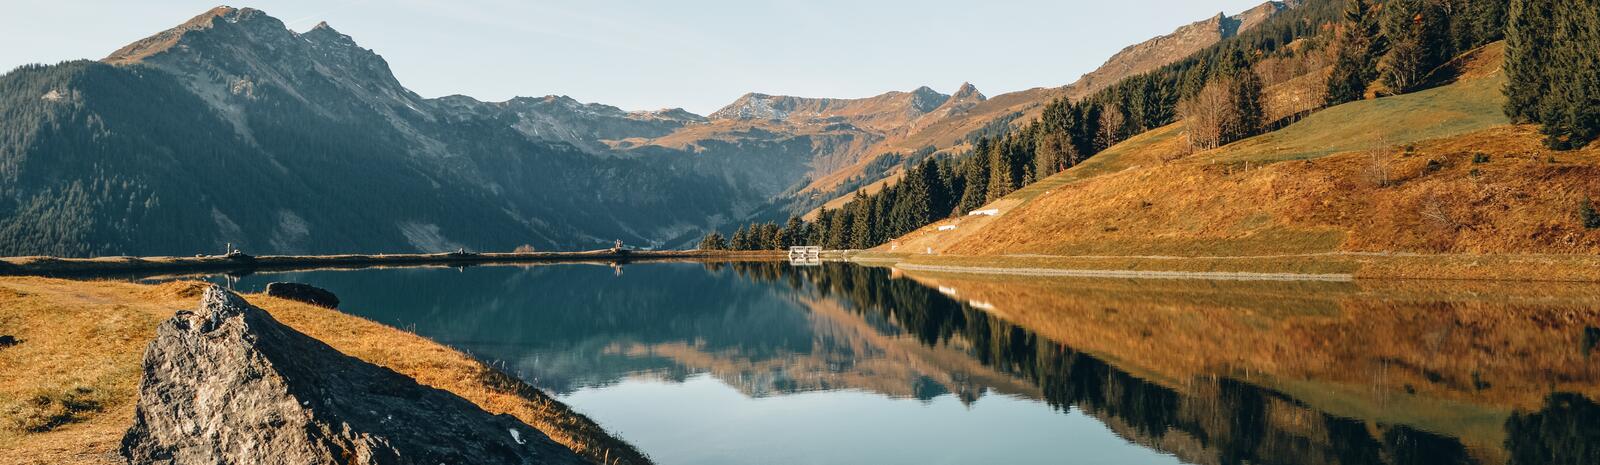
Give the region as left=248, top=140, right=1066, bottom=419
left=1180, top=78, right=1237, bottom=151
left=1363, top=146, right=1392, bottom=188
left=1096, top=104, right=1127, bottom=149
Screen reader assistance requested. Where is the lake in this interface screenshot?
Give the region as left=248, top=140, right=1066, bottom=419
left=194, top=261, right=1599, bottom=465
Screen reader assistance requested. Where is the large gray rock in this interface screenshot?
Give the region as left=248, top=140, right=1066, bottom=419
left=121, top=285, right=587, bottom=465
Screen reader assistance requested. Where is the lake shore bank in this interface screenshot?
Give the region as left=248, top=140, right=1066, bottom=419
left=0, top=277, right=651, bottom=464
left=0, top=249, right=786, bottom=278
left=856, top=251, right=1600, bottom=282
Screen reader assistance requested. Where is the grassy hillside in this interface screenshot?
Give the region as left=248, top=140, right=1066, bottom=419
left=883, top=43, right=1600, bottom=276
left=1217, top=43, right=1510, bottom=163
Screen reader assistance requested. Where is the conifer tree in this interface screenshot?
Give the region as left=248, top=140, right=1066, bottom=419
left=730, top=226, right=749, bottom=250
left=813, top=208, right=834, bottom=246
left=956, top=141, right=991, bottom=214
left=779, top=216, right=805, bottom=248
left=698, top=232, right=728, bottom=250
left=1325, top=0, right=1387, bottom=105
left=1230, top=67, right=1265, bottom=143
left=889, top=168, right=932, bottom=237
left=826, top=207, right=853, bottom=249
left=1381, top=0, right=1449, bottom=95
left=1506, top=0, right=1600, bottom=149
left=849, top=191, right=875, bottom=249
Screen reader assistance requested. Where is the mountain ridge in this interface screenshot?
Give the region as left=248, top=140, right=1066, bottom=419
left=792, top=0, right=1299, bottom=216
left=0, top=2, right=1306, bottom=256
left=0, top=6, right=753, bottom=256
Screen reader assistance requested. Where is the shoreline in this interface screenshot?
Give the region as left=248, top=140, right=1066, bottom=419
left=860, top=251, right=1600, bottom=283
left=0, top=277, right=653, bottom=464
left=0, top=249, right=787, bottom=277
left=892, top=262, right=1356, bottom=282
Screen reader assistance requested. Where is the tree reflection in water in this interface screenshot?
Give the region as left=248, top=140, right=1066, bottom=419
left=721, top=262, right=1599, bottom=465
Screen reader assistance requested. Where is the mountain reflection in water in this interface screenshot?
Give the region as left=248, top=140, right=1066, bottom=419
left=207, top=261, right=1599, bottom=465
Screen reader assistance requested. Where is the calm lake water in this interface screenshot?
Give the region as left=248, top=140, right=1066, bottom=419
left=192, top=261, right=1599, bottom=465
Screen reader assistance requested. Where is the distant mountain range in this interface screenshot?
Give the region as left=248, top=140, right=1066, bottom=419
left=0, top=3, right=1296, bottom=256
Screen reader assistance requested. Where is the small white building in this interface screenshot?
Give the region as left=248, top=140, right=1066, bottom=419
left=968, top=208, right=1000, bottom=216
left=937, top=224, right=957, bottom=231
left=788, top=246, right=821, bottom=261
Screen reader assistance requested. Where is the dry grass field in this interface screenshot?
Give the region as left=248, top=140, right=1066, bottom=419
left=0, top=277, right=649, bottom=465
left=882, top=43, right=1600, bottom=280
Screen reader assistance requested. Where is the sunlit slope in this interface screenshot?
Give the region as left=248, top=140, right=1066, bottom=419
left=1218, top=42, right=1510, bottom=163
left=890, top=42, right=1600, bottom=259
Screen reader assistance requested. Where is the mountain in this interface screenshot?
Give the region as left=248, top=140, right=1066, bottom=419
left=709, top=85, right=955, bottom=131
left=610, top=84, right=988, bottom=222
left=0, top=7, right=744, bottom=256
left=1068, top=1, right=1294, bottom=97
left=434, top=94, right=704, bottom=156
left=0, top=3, right=1303, bottom=257
left=791, top=1, right=1300, bottom=215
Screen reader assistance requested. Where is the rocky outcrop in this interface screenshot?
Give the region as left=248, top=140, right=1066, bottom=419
left=264, top=282, right=340, bottom=308
left=121, top=286, right=586, bottom=465
left=706, top=87, right=955, bottom=132
left=1067, top=1, right=1293, bottom=96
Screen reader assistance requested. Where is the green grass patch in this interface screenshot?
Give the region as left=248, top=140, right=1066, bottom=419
left=1213, top=73, right=1509, bottom=164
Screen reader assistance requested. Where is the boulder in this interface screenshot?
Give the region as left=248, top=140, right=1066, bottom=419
left=121, top=285, right=586, bottom=465
left=264, top=282, right=340, bottom=308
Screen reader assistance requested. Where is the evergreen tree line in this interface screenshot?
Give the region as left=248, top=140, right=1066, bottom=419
left=707, top=0, right=1523, bottom=251
left=1325, top=0, right=1508, bottom=105
left=707, top=1, right=1348, bottom=251
left=1504, top=0, right=1600, bottom=149
left=710, top=154, right=968, bottom=250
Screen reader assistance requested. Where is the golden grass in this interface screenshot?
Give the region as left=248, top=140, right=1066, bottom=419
left=878, top=42, right=1600, bottom=281
left=940, top=125, right=1600, bottom=260
left=1214, top=42, right=1509, bottom=164
left=0, top=278, right=648, bottom=465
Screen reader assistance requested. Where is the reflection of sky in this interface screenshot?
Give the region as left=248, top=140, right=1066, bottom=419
left=202, top=263, right=1192, bottom=464
left=563, top=374, right=1185, bottom=465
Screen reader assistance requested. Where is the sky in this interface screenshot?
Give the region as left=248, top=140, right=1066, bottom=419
left=0, top=0, right=1270, bottom=114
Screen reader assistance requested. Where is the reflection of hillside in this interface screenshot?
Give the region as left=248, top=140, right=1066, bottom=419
left=228, top=262, right=1599, bottom=465
left=742, top=263, right=1599, bottom=465
left=898, top=272, right=1600, bottom=414
left=238, top=263, right=1045, bottom=402
left=611, top=294, right=1042, bottom=401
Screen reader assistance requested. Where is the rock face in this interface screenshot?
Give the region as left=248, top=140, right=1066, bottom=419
left=1068, top=1, right=1292, bottom=96
left=264, top=282, right=340, bottom=308
left=121, top=286, right=586, bottom=465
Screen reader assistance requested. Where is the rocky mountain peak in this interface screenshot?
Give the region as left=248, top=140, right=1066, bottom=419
left=952, top=82, right=985, bottom=101
left=102, top=5, right=426, bottom=138
left=634, top=107, right=708, bottom=124
left=709, top=93, right=788, bottom=120
left=302, top=21, right=357, bottom=47
left=105, top=6, right=281, bottom=64
left=909, top=86, right=951, bottom=113
left=1065, top=0, right=1294, bottom=97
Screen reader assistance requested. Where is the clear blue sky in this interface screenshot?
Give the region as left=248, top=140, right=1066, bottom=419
left=1, top=0, right=1269, bottom=114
